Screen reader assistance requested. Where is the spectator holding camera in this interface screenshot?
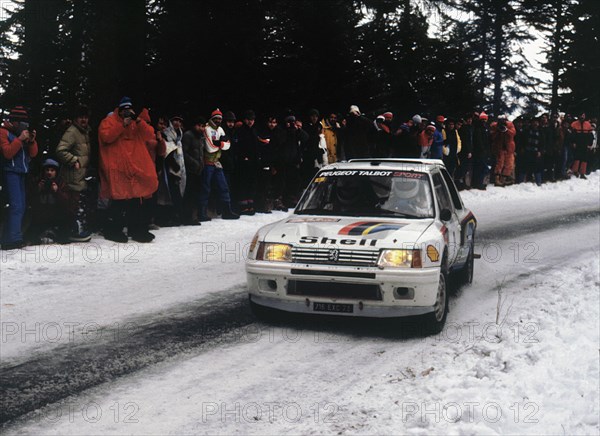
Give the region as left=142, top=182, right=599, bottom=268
left=55, top=104, right=93, bottom=242
left=98, top=97, right=158, bottom=243
left=490, top=115, right=516, bottom=186
left=26, top=159, right=70, bottom=244
left=0, top=106, right=38, bottom=250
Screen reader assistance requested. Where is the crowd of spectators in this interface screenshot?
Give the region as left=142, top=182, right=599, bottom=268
left=0, top=100, right=597, bottom=249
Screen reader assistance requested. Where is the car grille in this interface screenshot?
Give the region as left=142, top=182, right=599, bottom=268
left=287, top=280, right=383, bottom=301
left=291, top=247, right=380, bottom=267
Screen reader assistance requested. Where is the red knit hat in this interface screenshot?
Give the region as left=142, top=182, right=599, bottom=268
left=383, top=112, right=393, bottom=121
left=436, top=115, right=445, bottom=123
left=210, top=108, right=223, bottom=119
left=9, top=106, right=29, bottom=122
left=479, top=112, right=488, bottom=121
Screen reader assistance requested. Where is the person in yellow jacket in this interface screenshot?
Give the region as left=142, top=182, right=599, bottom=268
left=442, top=118, right=462, bottom=177
left=320, top=113, right=341, bottom=163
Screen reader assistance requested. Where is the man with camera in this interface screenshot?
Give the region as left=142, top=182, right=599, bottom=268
left=0, top=106, right=38, bottom=250
left=490, top=115, right=516, bottom=187
left=98, top=97, right=158, bottom=243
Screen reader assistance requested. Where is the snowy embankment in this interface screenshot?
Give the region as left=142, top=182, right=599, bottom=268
left=1, top=173, right=599, bottom=435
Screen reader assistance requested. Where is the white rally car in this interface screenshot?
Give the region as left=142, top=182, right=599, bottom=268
left=246, top=159, right=476, bottom=332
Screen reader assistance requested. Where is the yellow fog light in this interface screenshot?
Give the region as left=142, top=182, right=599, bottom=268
left=257, top=243, right=292, bottom=262
left=378, top=249, right=421, bottom=268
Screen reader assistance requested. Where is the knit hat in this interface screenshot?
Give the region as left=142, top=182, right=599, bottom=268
left=412, top=114, right=422, bottom=124
left=383, top=112, right=393, bottom=121
left=426, top=123, right=436, bottom=131
left=170, top=115, right=184, bottom=122
left=308, top=108, right=320, bottom=118
left=436, top=115, right=445, bottom=123
left=9, top=106, right=29, bottom=122
left=223, top=111, right=236, bottom=121
left=243, top=110, right=256, bottom=120
left=284, top=115, right=296, bottom=123
left=42, top=158, right=59, bottom=169
left=349, top=105, right=360, bottom=115
left=479, top=111, right=488, bottom=121
left=210, top=109, right=223, bottom=119
left=118, top=97, right=133, bottom=109
left=376, top=115, right=385, bottom=122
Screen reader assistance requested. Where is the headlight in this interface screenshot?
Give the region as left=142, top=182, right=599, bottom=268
left=378, top=249, right=422, bottom=268
left=256, top=243, right=292, bottom=262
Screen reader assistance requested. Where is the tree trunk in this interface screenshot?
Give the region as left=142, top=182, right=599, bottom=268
left=550, top=0, right=564, bottom=113
left=491, top=4, right=504, bottom=115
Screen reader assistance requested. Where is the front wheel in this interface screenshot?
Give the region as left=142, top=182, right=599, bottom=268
left=422, top=271, right=448, bottom=335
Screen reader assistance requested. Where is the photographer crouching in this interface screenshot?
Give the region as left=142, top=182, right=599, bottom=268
left=98, top=97, right=158, bottom=243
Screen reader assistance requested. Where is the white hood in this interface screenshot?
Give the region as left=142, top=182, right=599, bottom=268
left=262, top=215, right=433, bottom=248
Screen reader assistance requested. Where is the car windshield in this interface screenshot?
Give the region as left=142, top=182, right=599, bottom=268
left=295, top=169, right=435, bottom=218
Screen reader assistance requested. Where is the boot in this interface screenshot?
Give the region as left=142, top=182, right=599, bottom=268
left=221, top=202, right=240, bottom=220
left=198, top=204, right=212, bottom=222
left=502, top=175, right=514, bottom=186
left=494, top=174, right=505, bottom=187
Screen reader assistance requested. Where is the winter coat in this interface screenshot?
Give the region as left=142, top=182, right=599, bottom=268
left=443, top=128, right=462, bottom=158
left=570, top=120, right=594, bottom=148
left=345, top=114, right=372, bottom=159
left=320, top=119, right=339, bottom=163
left=279, top=127, right=308, bottom=166
left=55, top=122, right=91, bottom=192
left=221, top=126, right=237, bottom=173
left=235, top=123, right=259, bottom=163
left=490, top=121, right=516, bottom=154
left=34, top=176, right=69, bottom=209
left=458, top=124, right=474, bottom=157
left=0, top=122, right=38, bottom=174
left=302, top=122, right=324, bottom=166
left=204, top=122, right=230, bottom=165
left=98, top=109, right=158, bottom=200
left=257, top=126, right=284, bottom=168
left=472, top=121, right=491, bottom=158
left=181, top=129, right=205, bottom=176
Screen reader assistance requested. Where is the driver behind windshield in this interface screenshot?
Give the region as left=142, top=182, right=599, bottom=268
left=384, top=178, right=434, bottom=218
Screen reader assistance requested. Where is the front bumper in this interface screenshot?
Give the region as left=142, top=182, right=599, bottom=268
left=246, top=261, right=440, bottom=318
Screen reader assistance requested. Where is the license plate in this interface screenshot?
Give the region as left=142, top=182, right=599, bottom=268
left=313, top=302, right=354, bottom=313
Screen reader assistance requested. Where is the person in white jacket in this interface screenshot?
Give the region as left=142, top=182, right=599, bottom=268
left=199, top=109, right=239, bottom=221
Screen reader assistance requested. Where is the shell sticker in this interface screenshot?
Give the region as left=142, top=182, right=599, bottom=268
left=427, top=245, right=440, bottom=262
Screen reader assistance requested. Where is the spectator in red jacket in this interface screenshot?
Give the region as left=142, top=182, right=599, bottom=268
left=98, top=97, right=158, bottom=243
left=490, top=115, right=517, bottom=186
left=0, top=106, right=38, bottom=250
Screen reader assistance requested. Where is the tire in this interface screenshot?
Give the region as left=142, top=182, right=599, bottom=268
left=422, top=262, right=449, bottom=335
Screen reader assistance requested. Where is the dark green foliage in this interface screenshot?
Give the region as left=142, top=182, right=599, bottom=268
left=0, top=0, right=596, bottom=150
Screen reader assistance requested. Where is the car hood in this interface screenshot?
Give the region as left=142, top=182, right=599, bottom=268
left=263, top=215, right=434, bottom=247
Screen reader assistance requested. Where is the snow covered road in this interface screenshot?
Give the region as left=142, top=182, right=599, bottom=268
left=1, top=174, right=599, bottom=434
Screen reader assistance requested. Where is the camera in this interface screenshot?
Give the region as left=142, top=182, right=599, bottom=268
left=122, top=109, right=137, bottom=120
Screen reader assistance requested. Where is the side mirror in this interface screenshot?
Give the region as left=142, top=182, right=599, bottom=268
left=440, top=209, right=452, bottom=222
